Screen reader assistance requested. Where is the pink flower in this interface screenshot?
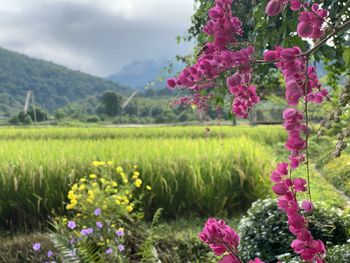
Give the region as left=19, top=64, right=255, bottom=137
left=272, top=182, right=289, bottom=195
left=297, top=22, right=313, bottom=38
left=293, top=177, right=307, bottom=192
left=219, top=254, right=241, bottom=263
left=290, top=0, right=301, bottom=11
left=302, top=200, right=313, bottom=213
left=265, top=0, right=284, bottom=16
left=264, top=50, right=278, bottom=61
left=199, top=218, right=240, bottom=256
left=166, top=78, right=176, bottom=88
left=249, top=258, right=266, bottom=263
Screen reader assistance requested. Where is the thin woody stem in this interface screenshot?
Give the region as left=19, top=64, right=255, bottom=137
left=223, top=242, right=243, bottom=263
left=304, top=55, right=312, bottom=201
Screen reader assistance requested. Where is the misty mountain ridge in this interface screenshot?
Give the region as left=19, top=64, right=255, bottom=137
left=106, top=59, right=185, bottom=91
left=0, top=47, right=133, bottom=116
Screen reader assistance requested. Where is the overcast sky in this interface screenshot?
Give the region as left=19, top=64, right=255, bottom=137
left=0, top=0, right=195, bottom=77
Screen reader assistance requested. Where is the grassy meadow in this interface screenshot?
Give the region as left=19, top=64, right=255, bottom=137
left=0, top=126, right=287, bottom=230
left=0, top=125, right=346, bottom=233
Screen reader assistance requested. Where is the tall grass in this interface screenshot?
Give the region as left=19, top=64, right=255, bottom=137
left=0, top=126, right=280, bottom=230
left=0, top=126, right=286, bottom=144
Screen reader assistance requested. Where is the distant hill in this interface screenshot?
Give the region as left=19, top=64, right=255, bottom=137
left=0, top=47, right=132, bottom=115
left=106, top=59, right=185, bottom=91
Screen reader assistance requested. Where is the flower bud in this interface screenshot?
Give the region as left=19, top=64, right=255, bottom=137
left=265, top=0, right=284, bottom=17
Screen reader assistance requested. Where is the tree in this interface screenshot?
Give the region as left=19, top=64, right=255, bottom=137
left=98, top=91, right=123, bottom=117
left=170, top=0, right=350, bottom=262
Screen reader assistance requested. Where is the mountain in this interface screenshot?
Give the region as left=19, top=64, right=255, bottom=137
left=0, top=47, right=132, bottom=116
left=107, top=59, right=185, bottom=91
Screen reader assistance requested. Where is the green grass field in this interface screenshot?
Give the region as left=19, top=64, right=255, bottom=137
left=0, top=126, right=286, bottom=230
left=0, top=126, right=345, bottom=231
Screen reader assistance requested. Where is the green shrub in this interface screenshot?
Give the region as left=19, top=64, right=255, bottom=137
left=326, top=242, right=350, bottom=262
left=86, top=115, right=100, bottom=123
left=238, top=199, right=350, bottom=262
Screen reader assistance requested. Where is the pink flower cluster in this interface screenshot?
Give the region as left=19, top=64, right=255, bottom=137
left=264, top=46, right=327, bottom=106
left=283, top=108, right=307, bottom=169
left=271, top=163, right=326, bottom=262
left=297, top=4, right=328, bottom=39
left=265, top=0, right=328, bottom=39
left=219, top=255, right=266, bottom=263
left=227, top=68, right=260, bottom=118
left=200, top=218, right=266, bottom=263
left=167, top=0, right=259, bottom=118
left=204, top=0, right=243, bottom=47
left=199, top=218, right=240, bottom=256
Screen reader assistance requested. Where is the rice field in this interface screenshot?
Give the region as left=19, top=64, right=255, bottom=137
left=0, top=126, right=284, bottom=230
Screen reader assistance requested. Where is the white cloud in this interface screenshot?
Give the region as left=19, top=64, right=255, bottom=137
left=0, top=0, right=194, bottom=76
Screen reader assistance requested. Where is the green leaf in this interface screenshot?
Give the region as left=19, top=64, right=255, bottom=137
left=343, top=48, right=350, bottom=66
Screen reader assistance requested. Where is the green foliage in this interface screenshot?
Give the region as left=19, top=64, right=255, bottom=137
left=238, top=199, right=350, bottom=262
left=326, top=242, right=350, bottom=262
left=97, top=91, right=123, bottom=117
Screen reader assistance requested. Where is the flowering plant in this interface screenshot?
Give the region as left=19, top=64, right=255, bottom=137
left=169, top=0, right=350, bottom=262
left=46, top=161, right=151, bottom=262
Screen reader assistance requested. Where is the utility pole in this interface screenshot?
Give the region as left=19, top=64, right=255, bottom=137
left=23, top=90, right=37, bottom=123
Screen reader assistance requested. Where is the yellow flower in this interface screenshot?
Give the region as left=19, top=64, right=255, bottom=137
left=92, top=161, right=106, bottom=167
left=71, top=184, right=78, bottom=191
left=111, top=181, right=118, bottom=187
left=146, top=185, right=152, bottom=191
left=133, top=165, right=138, bottom=169
left=79, top=178, right=86, bottom=183
left=78, top=184, right=86, bottom=191
left=134, top=179, right=142, bottom=188
left=66, top=204, right=74, bottom=210
left=133, top=171, right=140, bottom=177
left=115, top=199, right=121, bottom=205
left=62, top=217, right=67, bottom=224
left=107, top=161, right=113, bottom=166
left=92, top=182, right=98, bottom=187
left=126, top=206, right=133, bottom=213
left=123, top=178, right=129, bottom=184
left=89, top=174, right=97, bottom=179
left=116, top=166, right=123, bottom=173
left=100, top=178, right=106, bottom=184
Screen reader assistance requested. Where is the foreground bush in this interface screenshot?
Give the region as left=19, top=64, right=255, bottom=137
left=238, top=199, right=350, bottom=262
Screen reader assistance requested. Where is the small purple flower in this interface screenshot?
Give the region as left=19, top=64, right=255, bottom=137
left=32, top=243, right=41, bottom=251
left=105, top=247, right=113, bottom=254
left=69, top=238, right=76, bottom=245
left=116, top=230, right=124, bottom=237
left=67, top=220, right=76, bottom=230
left=96, top=221, right=103, bottom=229
left=94, top=208, right=101, bottom=216
left=47, top=250, right=53, bottom=257
left=118, top=245, right=125, bottom=252
left=81, top=228, right=94, bottom=236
